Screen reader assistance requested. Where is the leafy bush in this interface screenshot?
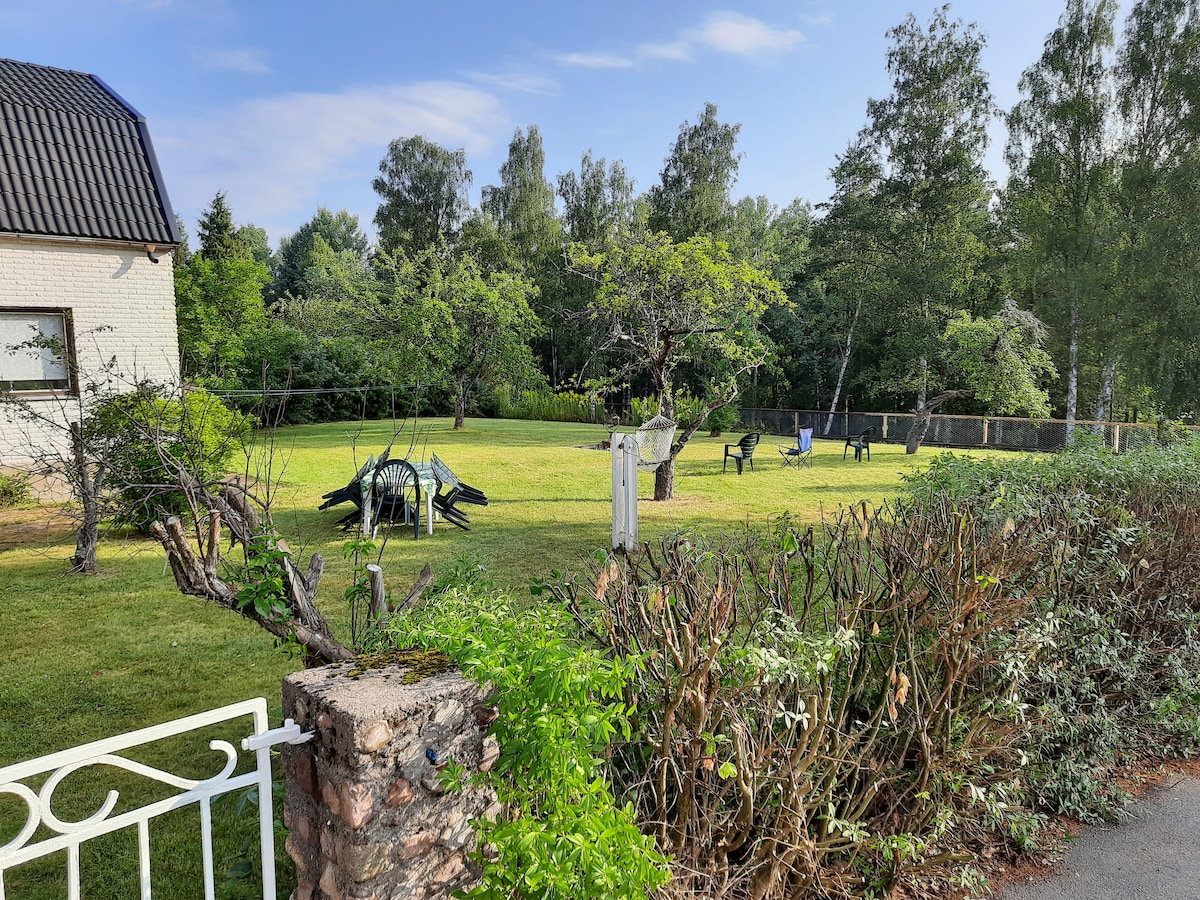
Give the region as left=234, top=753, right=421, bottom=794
left=238, top=325, right=383, bottom=424
left=490, top=385, right=600, bottom=423
left=85, top=386, right=251, bottom=531
left=541, top=510, right=1046, bottom=898
left=703, top=403, right=739, bottom=436
left=906, top=438, right=1200, bottom=821
left=631, top=389, right=705, bottom=427
left=386, top=571, right=669, bottom=899
left=0, top=470, right=31, bottom=508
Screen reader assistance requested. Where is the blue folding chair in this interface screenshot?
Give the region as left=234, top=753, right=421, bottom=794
left=777, top=427, right=814, bottom=469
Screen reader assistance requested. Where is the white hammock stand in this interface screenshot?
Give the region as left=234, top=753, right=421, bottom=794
left=612, top=415, right=677, bottom=551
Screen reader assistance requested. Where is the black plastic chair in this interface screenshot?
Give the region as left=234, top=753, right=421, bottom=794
left=370, top=459, right=421, bottom=539
left=843, top=427, right=874, bottom=462
left=778, top=427, right=814, bottom=469
left=319, top=454, right=377, bottom=531
left=430, top=454, right=488, bottom=531
left=723, top=433, right=760, bottom=474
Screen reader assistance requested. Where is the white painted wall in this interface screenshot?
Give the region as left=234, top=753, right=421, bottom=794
left=0, top=237, right=180, bottom=465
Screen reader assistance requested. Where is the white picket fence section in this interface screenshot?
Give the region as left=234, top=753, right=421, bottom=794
left=0, top=698, right=312, bottom=900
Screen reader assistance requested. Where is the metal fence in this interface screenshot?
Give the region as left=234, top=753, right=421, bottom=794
left=737, top=409, right=1196, bottom=454
left=0, top=698, right=311, bottom=900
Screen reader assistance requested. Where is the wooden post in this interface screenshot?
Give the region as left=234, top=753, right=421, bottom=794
left=882, top=414, right=888, bottom=440
left=794, top=411, right=799, bottom=435
left=1113, top=424, right=1121, bottom=454
left=982, top=417, right=989, bottom=447
left=366, top=564, right=387, bottom=624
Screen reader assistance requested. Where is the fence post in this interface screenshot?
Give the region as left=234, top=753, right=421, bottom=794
left=1113, top=424, right=1121, bottom=454
left=982, top=417, right=989, bottom=447
left=882, top=414, right=888, bottom=440
left=794, top=411, right=799, bottom=435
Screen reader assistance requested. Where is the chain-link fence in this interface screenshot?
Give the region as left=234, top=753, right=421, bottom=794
left=736, top=409, right=1196, bottom=454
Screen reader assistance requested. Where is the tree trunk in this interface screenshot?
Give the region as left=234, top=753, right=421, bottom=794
left=825, top=297, right=863, bottom=435
left=1065, top=299, right=1079, bottom=441
left=71, top=505, right=99, bottom=573
left=904, top=364, right=931, bottom=455
left=453, top=390, right=466, bottom=430
left=1093, top=356, right=1117, bottom=424
left=68, top=422, right=99, bottom=573
left=653, top=456, right=675, bottom=501
left=905, top=389, right=974, bottom=454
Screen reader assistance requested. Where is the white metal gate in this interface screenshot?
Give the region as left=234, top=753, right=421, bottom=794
left=0, top=698, right=311, bottom=900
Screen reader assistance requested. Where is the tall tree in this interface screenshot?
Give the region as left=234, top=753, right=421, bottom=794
left=558, top=151, right=635, bottom=251
left=272, top=207, right=369, bottom=303
left=1004, top=0, right=1117, bottom=431
left=569, top=233, right=784, bottom=500
left=819, top=8, right=998, bottom=449
left=548, top=152, right=637, bottom=386
left=481, top=125, right=561, bottom=266
left=234, top=225, right=272, bottom=268
left=646, top=103, right=741, bottom=241
left=175, top=196, right=269, bottom=386
left=373, top=136, right=472, bottom=253
left=725, top=197, right=814, bottom=408
left=197, top=191, right=240, bottom=261
left=1112, top=0, right=1200, bottom=416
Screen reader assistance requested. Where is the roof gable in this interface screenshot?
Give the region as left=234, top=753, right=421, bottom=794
left=0, top=58, right=179, bottom=246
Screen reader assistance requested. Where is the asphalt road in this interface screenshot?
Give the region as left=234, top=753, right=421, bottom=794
left=998, top=777, right=1200, bottom=900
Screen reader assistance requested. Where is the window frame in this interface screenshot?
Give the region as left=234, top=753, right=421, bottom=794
left=0, top=306, right=78, bottom=397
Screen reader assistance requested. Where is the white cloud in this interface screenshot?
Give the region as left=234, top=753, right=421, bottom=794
left=196, top=48, right=271, bottom=74
left=799, top=12, right=833, bottom=27
left=637, top=40, right=693, bottom=62
left=553, top=52, right=634, bottom=70
left=467, top=71, right=558, bottom=95
left=690, top=11, right=805, bottom=57
left=154, top=81, right=507, bottom=240
left=566, top=11, right=805, bottom=72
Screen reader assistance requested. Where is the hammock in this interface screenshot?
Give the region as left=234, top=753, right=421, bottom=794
left=633, top=415, right=677, bottom=471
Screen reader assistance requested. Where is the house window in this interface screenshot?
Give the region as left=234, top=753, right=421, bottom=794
left=1, top=308, right=75, bottom=394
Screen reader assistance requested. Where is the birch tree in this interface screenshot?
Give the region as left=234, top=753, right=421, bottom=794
left=816, top=7, right=996, bottom=449
left=1112, top=0, right=1200, bottom=416
left=1004, top=0, right=1117, bottom=432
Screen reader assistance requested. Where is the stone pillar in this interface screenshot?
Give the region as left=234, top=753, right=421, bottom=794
left=281, top=651, right=501, bottom=900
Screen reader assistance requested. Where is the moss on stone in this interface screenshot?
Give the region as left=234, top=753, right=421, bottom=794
left=338, top=647, right=452, bottom=683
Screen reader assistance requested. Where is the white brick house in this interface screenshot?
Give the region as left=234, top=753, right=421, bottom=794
left=0, top=59, right=181, bottom=464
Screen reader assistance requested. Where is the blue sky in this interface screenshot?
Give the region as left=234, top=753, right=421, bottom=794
left=2, top=0, right=1072, bottom=246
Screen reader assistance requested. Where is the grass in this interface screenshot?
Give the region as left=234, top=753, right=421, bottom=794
left=259, top=417, right=967, bottom=596
left=0, top=416, right=1011, bottom=898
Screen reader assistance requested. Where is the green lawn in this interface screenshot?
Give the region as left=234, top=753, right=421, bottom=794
left=0, top=417, right=1007, bottom=898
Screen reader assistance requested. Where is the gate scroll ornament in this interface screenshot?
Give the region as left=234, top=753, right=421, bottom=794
left=0, top=697, right=311, bottom=900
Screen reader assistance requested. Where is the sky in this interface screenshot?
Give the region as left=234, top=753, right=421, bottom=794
left=2, top=0, right=1078, bottom=247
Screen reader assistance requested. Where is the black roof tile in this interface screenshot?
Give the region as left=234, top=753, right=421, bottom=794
left=0, top=58, right=178, bottom=245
